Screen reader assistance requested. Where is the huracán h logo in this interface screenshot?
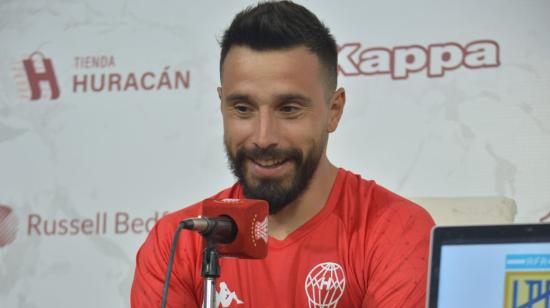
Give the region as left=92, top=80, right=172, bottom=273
left=17, top=51, right=60, bottom=101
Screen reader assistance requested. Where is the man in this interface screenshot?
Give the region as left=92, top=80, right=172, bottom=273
left=131, top=1, right=434, bottom=307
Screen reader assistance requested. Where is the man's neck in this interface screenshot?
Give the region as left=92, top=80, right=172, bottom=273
left=268, top=156, right=338, bottom=240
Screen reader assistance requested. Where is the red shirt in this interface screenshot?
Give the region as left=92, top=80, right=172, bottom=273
left=131, top=169, right=435, bottom=307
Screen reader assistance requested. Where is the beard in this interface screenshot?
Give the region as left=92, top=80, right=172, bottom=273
left=225, top=136, right=326, bottom=215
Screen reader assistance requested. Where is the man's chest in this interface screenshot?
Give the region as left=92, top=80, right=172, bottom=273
left=199, top=229, right=365, bottom=307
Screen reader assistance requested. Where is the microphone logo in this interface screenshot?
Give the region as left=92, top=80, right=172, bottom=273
left=252, top=215, right=268, bottom=246
left=202, top=198, right=268, bottom=259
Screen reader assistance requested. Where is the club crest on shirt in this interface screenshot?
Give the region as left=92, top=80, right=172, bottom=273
left=305, top=262, right=346, bottom=308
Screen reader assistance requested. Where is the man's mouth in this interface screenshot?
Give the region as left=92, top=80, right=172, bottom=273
left=250, top=158, right=288, bottom=168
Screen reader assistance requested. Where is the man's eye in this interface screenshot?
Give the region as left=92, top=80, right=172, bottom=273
left=234, top=105, right=251, bottom=113
left=280, top=105, right=300, bottom=114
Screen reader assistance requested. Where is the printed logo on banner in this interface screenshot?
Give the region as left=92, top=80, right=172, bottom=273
left=338, top=39, right=500, bottom=80
left=11, top=51, right=191, bottom=102
left=504, top=254, right=550, bottom=308
left=12, top=52, right=61, bottom=101
left=0, top=208, right=169, bottom=240
left=26, top=211, right=169, bottom=236
left=0, top=203, right=178, bottom=240
left=0, top=204, right=18, bottom=248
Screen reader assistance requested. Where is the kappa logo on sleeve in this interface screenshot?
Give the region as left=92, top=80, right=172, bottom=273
left=305, top=262, right=346, bottom=308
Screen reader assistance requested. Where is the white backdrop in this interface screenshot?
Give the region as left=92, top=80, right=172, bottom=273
left=1, top=0, right=549, bottom=307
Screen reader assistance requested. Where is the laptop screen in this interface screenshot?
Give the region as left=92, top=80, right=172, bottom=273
left=427, top=224, right=550, bottom=308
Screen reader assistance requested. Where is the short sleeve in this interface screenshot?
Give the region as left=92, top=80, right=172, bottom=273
left=131, top=219, right=201, bottom=308
left=362, top=202, right=435, bottom=308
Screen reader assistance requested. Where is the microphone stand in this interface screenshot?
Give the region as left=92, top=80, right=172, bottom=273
left=201, top=242, right=220, bottom=308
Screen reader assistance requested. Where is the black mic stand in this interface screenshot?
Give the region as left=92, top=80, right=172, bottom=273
left=201, top=242, right=220, bottom=308
left=161, top=217, right=236, bottom=308
left=187, top=216, right=236, bottom=307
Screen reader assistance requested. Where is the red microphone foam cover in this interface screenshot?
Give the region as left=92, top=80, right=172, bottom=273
left=202, top=198, right=268, bottom=259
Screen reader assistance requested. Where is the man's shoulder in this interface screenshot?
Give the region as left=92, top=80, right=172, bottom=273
left=337, top=168, right=434, bottom=226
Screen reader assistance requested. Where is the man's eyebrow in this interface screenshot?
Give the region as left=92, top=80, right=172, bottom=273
left=224, top=93, right=313, bottom=106
left=225, top=94, right=253, bottom=104
left=274, top=94, right=312, bottom=105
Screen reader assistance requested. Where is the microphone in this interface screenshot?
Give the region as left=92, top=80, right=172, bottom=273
left=161, top=198, right=268, bottom=308
left=181, top=198, right=269, bottom=259
left=181, top=216, right=237, bottom=244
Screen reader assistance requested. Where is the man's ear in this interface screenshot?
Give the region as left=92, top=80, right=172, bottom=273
left=327, top=87, right=346, bottom=133
left=217, top=87, right=223, bottom=113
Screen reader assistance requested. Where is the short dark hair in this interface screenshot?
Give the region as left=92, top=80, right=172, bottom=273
left=219, top=1, right=338, bottom=90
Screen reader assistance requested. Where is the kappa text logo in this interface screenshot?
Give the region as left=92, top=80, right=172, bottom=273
left=0, top=204, right=18, bottom=248
left=338, top=39, right=500, bottom=80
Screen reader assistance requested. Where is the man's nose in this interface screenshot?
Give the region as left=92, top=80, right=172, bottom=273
left=252, top=110, right=279, bottom=149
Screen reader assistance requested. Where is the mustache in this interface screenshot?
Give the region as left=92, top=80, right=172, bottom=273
left=235, top=146, right=303, bottom=164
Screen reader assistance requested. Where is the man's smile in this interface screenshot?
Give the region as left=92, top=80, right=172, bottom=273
left=248, top=158, right=293, bottom=178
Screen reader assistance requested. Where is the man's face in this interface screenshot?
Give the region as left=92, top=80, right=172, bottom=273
left=219, top=46, right=334, bottom=214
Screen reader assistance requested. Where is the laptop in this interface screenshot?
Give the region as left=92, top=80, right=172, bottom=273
left=426, top=223, right=550, bottom=308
